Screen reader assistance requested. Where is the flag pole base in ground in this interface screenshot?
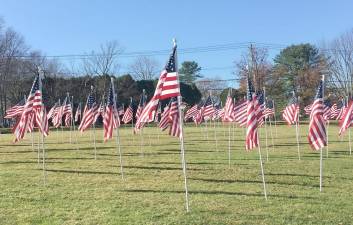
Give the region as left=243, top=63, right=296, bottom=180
left=295, top=121, right=301, bottom=160
left=320, top=147, right=323, bottom=192
left=228, top=124, right=231, bottom=168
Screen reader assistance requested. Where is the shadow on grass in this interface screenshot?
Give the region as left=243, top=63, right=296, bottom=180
left=122, top=165, right=211, bottom=171
left=122, top=188, right=316, bottom=199
left=151, top=161, right=249, bottom=166
left=189, top=177, right=321, bottom=188
left=0, top=160, right=64, bottom=164
left=40, top=168, right=124, bottom=175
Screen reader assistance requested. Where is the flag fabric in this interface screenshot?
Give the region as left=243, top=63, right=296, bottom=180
left=203, top=95, right=215, bottom=120
left=135, top=93, right=146, bottom=120
left=168, top=98, right=181, bottom=138
left=13, top=75, right=46, bottom=142
left=118, top=105, right=125, bottom=116
left=5, top=99, right=25, bottom=119
left=154, top=103, right=162, bottom=122
left=193, top=104, right=204, bottom=125
left=135, top=44, right=180, bottom=131
left=103, top=81, right=118, bottom=141
left=159, top=104, right=171, bottom=131
left=304, top=104, right=312, bottom=115
left=63, top=97, right=72, bottom=127
left=308, top=79, right=327, bottom=150
left=74, top=103, right=82, bottom=122
left=282, top=92, right=299, bottom=125
left=234, top=98, right=247, bottom=127
left=53, top=98, right=66, bottom=128
left=122, top=101, right=133, bottom=124
left=245, top=78, right=259, bottom=150
left=339, top=99, right=353, bottom=136
left=256, top=91, right=265, bottom=126
left=335, top=99, right=345, bottom=120
left=330, top=103, right=338, bottom=119
left=223, top=94, right=234, bottom=122
left=323, top=100, right=332, bottom=121
left=78, top=88, right=97, bottom=132
left=47, top=102, right=58, bottom=120
left=94, top=101, right=105, bottom=124
left=263, top=99, right=275, bottom=118
left=184, top=104, right=198, bottom=121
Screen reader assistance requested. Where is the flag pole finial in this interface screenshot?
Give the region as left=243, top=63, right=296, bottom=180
left=172, top=38, right=177, bottom=47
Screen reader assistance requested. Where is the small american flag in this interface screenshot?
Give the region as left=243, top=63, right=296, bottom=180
left=263, top=99, right=275, bottom=118
left=193, top=103, right=204, bottom=125
left=245, top=77, right=259, bottom=150
left=159, top=103, right=171, bottom=131
left=184, top=104, right=198, bottom=121
left=308, top=78, right=326, bottom=150
left=339, top=99, right=353, bottom=136
left=282, top=91, right=299, bottom=125
left=323, top=99, right=332, bottom=121
left=94, top=101, right=105, bottom=124
left=78, top=87, right=97, bottom=132
left=223, top=93, right=234, bottom=122
left=122, top=99, right=133, bottom=124
left=304, top=104, right=312, bottom=115
left=135, top=44, right=180, bottom=132
left=234, top=98, right=247, bottom=127
left=5, top=99, right=25, bottom=119
left=47, top=102, right=58, bottom=121
left=52, top=98, right=65, bottom=128
left=103, top=80, right=117, bottom=141
left=135, top=92, right=146, bottom=120
left=168, top=98, right=181, bottom=138
left=256, top=91, right=265, bottom=126
left=335, top=99, right=345, bottom=120
left=74, top=103, right=82, bottom=122
left=202, top=95, right=215, bottom=120
left=63, top=96, right=73, bottom=127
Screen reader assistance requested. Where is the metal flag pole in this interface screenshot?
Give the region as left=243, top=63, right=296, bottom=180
left=67, top=93, right=72, bottom=144
left=38, top=67, right=47, bottom=185
left=349, top=128, right=352, bottom=155
left=57, top=99, right=60, bottom=143
left=91, top=86, right=97, bottom=160
left=111, top=77, right=124, bottom=180
left=258, top=142, right=268, bottom=200
left=264, top=117, right=269, bottom=162
left=37, top=131, right=40, bottom=165
left=268, top=116, right=275, bottom=152
left=295, top=121, right=301, bottom=160
left=71, top=97, right=79, bottom=151
left=214, top=119, right=218, bottom=151
left=228, top=123, right=231, bottom=168
left=326, top=121, right=329, bottom=158
left=319, top=147, right=323, bottom=192
left=174, top=39, right=190, bottom=212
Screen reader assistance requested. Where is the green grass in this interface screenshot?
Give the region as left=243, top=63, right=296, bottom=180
left=1, top=123, right=353, bottom=224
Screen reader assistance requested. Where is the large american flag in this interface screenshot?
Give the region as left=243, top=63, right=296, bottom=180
left=323, top=99, right=332, bottom=121
left=245, top=77, right=259, bottom=150
left=122, top=99, right=133, bottom=124
left=13, top=75, right=47, bottom=142
left=103, top=81, right=117, bottom=141
left=78, top=88, right=97, bottom=132
left=308, top=79, right=327, bottom=150
left=282, top=91, right=299, bottom=125
left=135, top=44, right=180, bottom=131
left=339, top=99, right=353, bottom=136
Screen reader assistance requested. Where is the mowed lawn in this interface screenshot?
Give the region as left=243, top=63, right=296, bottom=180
left=1, top=123, right=353, bottom=225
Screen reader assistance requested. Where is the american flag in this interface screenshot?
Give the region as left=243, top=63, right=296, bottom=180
left=223, top=93, right=234, bottom=122
left=203, top=95, right=215, bottom=120
left=94, top=101, right=105, bottom=124
left=74, top=103, right=82, bottom=122
left=245, top=77, right=259, bottom=150
left=323, top=99, right=332, bottom=121
left=154, top=103, right=162, bottom=122
left=193, top=103, right=204, bottom=125
left=5, top=99, right=25, bottom=119
left=308, top=78, right=327, bottom=150
left=184, top=104, right=198, bottom=121
left=159, top=103, right=171, bottom=131
left=330, top=103, right=338, bottom=119
left=304, top=104, right=312, bottom=115
left=339, top=99, right=353, bottom=136
left=53, top=98, right=65, bottom=128
left=135, top=44, right=180, bottom=131
left=135, top=91, right=146, bottom=120
left=256, top=91, right=265, bottom=125
left=13, top=75, right=46, bottom=142
left=168, top=97, right=181, bottom=138
left=78, top=88, right=97, bottom=132
left=234, top=98, right=247, bottom=127
left=118, top=105, right=125, bottom=116
left=335, top=99, right=345, bottom=120
left=103, top=80, right=117, bottom=141
left=47, top=102, right=58, bottom=120
left=122, top=99, right=133, bottom=124
left=263, top=99, right=275, bottom=118
left=282, top=91, right=299, bottom=125
left=63, top=96, right=73, bottom=127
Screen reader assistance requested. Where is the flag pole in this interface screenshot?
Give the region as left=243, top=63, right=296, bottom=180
left=228, top=123, right=231, bottom=168
left=38, top=67, right=47, bottom=185
left=72, top=97, right=79, bottom=151
left=319, top=147, right=323, bottom=192
left=349, top=128, right=352, bottom=155
left=111, top=77, right=124, bottom=180
left=263, top=90, right=269, bottom=161
left=67, top=92, right=72, bottom=144
left=57, top=99, right=60, bottom=143
left=326, top=121, right=329, bottom=158
left=295, top=95, right=301, bottom=160
left=269, top=116, right=275, bottom=152
left=174, top=38, right=190, bottom=212
left=258, top=142, right=267, bottom=199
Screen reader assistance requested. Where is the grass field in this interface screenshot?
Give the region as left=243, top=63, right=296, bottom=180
left=1, top=123, right=353, bottom=225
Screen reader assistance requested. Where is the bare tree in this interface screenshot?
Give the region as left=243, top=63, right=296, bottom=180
left=324, top=29, right=353, bottom=97
left=129, top=56, right=159, bottom=80
left=195, top=76, right=228, bottom=97
left=82, top=40, right=124, bottom=76
left=234, top=45, right=272, bottom=92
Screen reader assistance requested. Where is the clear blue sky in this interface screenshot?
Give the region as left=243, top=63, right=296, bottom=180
left=1, top=0, right=353, bottom=82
